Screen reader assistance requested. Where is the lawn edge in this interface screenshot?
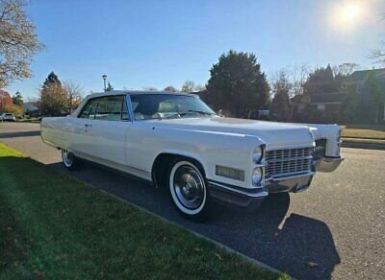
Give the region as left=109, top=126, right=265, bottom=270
left=341, top=138, right=385, bottom=150
left=98, top=191, right=288, bottom=277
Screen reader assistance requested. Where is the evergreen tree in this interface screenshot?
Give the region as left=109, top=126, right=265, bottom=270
left=39, top=72, right=68, bottom=115
left=303, top=65, right=339, bottom=94
left=12, top=91, right=23, bottom=106
left=271, top=71, right=292, bottom=121
left=206, top=50, right=269, bottom=118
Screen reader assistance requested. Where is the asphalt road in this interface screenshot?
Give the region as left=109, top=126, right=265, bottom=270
left=1, top=122, right=385, bottom=280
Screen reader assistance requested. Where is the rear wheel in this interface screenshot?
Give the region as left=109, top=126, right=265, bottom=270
left=61, top=150, right=81, bottom=170
left=168, top=160, right=209, bottom=221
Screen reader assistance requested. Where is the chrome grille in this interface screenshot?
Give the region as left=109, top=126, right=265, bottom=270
left=265, top=147, right=313, bottom=179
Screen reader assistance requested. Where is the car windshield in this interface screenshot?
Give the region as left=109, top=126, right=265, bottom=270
left=130, top=94, right=216, bottom=121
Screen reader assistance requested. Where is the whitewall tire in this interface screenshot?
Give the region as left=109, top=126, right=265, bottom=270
left=61, top=150, right=81, bottom=170
left=168, top=160, right=209, bottom=220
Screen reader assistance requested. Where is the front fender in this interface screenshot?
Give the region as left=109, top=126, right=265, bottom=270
left=150, top=127, right=265, bottom=189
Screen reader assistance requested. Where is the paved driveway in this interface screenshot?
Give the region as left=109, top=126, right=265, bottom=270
left=1, top=122, right=384, bottom=280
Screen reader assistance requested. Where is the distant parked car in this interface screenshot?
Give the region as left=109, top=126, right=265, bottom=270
left=1, top=113, right=16, bottom=121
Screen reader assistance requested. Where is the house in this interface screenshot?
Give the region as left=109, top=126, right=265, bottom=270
left=23, top=102, right=40, bottom=116
left=291, top=68, right=385, bottom=123
left=344, top=68, right=385, bottom=92
left=344, top=68, right=385, bottom=122
left=309, top=92, right=348, bottom=112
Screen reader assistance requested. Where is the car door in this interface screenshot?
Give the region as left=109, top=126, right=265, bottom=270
left=86, top=95, right=130, bottom=166
left=73, top=97, right=99, bottom=156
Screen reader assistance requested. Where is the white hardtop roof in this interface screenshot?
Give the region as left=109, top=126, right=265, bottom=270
left=85, top=90, right=196, bottom=99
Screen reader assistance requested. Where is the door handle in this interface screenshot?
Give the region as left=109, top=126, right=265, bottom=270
left=84, top=124, right=92, bottom=128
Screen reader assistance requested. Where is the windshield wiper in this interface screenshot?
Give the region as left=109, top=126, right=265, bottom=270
left=183, top=110, right=214, bottom=116
left=161, top=110, right=214, bottom=119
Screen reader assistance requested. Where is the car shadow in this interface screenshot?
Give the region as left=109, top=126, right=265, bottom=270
left=209, top=194, right=340, bottom=280
left=46, top=160, right=340, bottom=280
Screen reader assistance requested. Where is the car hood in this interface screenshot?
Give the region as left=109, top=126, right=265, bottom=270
left=151, top=117, right=315, bottom=149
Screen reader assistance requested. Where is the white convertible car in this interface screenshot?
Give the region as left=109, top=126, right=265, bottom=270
left=41, top=91, right=343, bottom=220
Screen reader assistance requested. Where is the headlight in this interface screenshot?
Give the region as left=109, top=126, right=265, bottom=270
left=252, top=167, right=263, bottom=186
left=252, top=146, right=263, bottom=163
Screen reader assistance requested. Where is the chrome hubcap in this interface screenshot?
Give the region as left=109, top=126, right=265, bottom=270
left=173, top=165, right=205, bottom=210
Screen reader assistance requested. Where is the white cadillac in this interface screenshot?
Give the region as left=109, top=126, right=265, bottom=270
left=41, top=91, right=343, bottom=220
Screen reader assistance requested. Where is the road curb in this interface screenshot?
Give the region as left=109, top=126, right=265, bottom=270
left=341, top=140, right=385, bottom=150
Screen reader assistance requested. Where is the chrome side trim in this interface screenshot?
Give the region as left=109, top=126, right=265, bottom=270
left=74, top=151, right=152, bottom=181
left=41, top=138, right=59, bottom=149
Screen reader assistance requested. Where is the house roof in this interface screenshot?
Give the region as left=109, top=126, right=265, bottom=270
left=349, top=68, right=385, bottom=81
left=291, top=95, right=302, bottom=103
left=23, top=102, right=38, bottom=111
left=310, top=92, right=348, bottom=104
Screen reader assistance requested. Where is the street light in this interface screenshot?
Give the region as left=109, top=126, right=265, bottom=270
left=102, top=74, right=107, bottom=92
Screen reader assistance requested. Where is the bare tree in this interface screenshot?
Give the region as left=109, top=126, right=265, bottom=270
left=370, top=47, right=385, bottom=65
left=332, top=63, right=359, bottom=76
left=0, top=0, right=43, bottom=87
left=64, top=81, right=83, bottom=113
left=181, top=80, right=195, bottom=92
left=194, top=84, right=206, bottom=91
left=370, top=12, right=385, bottom=65
left=289, top=64, right=311, bottom=96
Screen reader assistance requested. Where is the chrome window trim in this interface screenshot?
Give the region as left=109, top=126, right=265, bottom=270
left=125, top=94, right=134, bottom=123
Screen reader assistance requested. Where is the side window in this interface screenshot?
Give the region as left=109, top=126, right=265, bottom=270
left=78, top=99, right=98, bottom=119
left=94, top=95, right=127, bottom=121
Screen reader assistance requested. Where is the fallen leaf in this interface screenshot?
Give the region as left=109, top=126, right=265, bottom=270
left=215, top=253, right=223, bottom=261
left=306, top=261, right=319, bottom=268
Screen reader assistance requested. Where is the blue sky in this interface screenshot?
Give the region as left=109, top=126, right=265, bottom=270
left=7, top=0, right=385, bottom=98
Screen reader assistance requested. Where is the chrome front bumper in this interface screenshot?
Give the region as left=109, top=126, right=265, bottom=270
left=266, top=173, right=314, bottom=193
left=207, top=156, right=343, bottom=210
left=315, top=156, right=343, bottom=172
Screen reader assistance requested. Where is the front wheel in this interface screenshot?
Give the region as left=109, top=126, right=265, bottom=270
left=61, top=150, right=81, bottom=170
left=168, top=160, right=209, bottom=221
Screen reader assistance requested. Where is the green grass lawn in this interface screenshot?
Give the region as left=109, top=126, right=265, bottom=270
left=341, top=124, right=385, bottom=140
left=0, top=144, right=287, bottom=280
